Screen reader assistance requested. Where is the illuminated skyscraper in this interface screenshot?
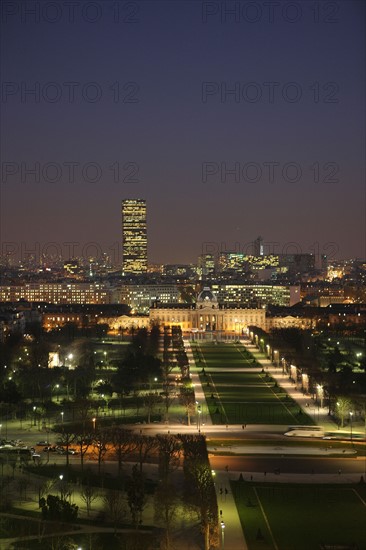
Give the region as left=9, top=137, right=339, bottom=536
left=122, top=199, right=147, bottom=275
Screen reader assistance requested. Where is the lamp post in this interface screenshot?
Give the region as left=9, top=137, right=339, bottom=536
left=33, top=406, right=36, bottom=426
left=196, top=402, right=201, bottom=433
left=316, top=384, right=324, bottom=408
left=59, top=474, right=64, bottom=499
left=350, top=411, right=353, bottom=446
left=60, top=411, right=64, bottom=425
left=221, top=520, right=225, bottom=549
left=92, top=417, right=96, bottom=431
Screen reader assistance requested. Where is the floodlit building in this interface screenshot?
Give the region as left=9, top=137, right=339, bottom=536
left=0, top=283, right=112, bottom=304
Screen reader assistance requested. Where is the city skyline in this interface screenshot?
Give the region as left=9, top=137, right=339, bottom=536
left=1, top=1, right=365, bottom=264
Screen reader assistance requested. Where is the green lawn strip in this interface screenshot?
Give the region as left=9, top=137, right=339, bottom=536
left=207, top=438, right=365, bottom=454
left=196, top=343, right=313, bottom=425
left=9, top=530, right=157, bottom=549
left=231, top=481, right=275, bottom=550
left=232, top=481, right=366, bottom=550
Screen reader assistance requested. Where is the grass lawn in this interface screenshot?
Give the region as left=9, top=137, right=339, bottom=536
left=194, top=343, right=314, bottom=426
left=10, top=530, right=159, bottom=549
left=231, top=480, right=366, bottom=550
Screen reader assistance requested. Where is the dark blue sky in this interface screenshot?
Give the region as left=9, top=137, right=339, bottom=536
left=1, top=0, right=365, bottom=265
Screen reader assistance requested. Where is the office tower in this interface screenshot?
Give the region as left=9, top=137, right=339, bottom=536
left=253, top=236, right=264, bottom=256
left=122, top=199, right=147, bottom=275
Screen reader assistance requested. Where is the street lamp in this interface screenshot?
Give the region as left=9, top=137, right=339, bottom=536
left=316, top=384, right=324, bottom=408
left=196, top=402, right=202, bottom=433
left=59, top=474, right=64, bottom=499
left=350, top=411, right=353, bottom=445
left=221, top=520, right=225, bottom=549
left=60, top=411, right=64, bottom=425
left=33, top=406, right=37, bottom=426
left=92, top=417, right=96, bottom=431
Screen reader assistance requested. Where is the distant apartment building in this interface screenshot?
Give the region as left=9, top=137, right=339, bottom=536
left=122, top=199, right=147, bottom=275
left=0, top=283, right=113, bottom=304
left=198, top=253, right=216, bottom=279
left=219, top=252, right=314, bottom=274
left=210, top=283, right=300, bottom=307
left=119, top=283, right=180, bottom=314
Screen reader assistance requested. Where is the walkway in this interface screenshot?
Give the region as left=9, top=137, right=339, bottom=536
left=186, top=340, right=248, bottom=550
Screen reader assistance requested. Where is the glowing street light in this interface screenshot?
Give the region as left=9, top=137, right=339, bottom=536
left=221, top=520, right=225, bottom=549
left=350, top=411, right=353, bottom=445
left=196, top=402, right=202, bottom=433
left=59, top=474, right=64, bottom=499
left=92, top=417, right=96, bottom=431
left=316, top=384, right=324, bottom=408
left=60, top=411, right=64, bottom=425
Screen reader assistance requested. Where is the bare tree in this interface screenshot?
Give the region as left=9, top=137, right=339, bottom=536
left=103, top=489, right=126, bottom=533
left=144, top=392, right=162, bottom=424
left=336, top=397, right=352, bottom=427
left=92, top=427, right=110, bottom=475
left=110, top=426, right=135, bottom=475
left=179, top=386, right=195, bottom=426
left=55, top=426, right=76, bottom=468
left=134, top=434, right=158, bottom=473
left=80, top=483, right=99, bottom=517
left=156, top=434, right=181, bottom=481
left=126, top=464, right=146, bottom=530
left=154, top=480, right=180, bottom=550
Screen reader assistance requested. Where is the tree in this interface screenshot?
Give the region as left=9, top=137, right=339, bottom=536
left=110, top=427, right=135, bottom=475
left=154, top=480, right=180, bottom=550
left=336, top=397, right=352, bottom=427
left=134, top=434, right=158, bottom=473
left=103, top=489, right=126, bottom=533
left=80, top=483, right=99, bottom=517
left=126, top=464, right=146, bottom=530
left=74, top=429, right=93, bottom=472
left=157, top=434, right=181, bottom=481
left=92, top=428, right=110, bottom=475
left=144, top=392, right=162, bottom=424
left=179, top=385, right=195, bottom=426
left=54, top=425, right=75, bottom=468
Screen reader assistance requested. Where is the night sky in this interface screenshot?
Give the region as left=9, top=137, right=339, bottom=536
left=1, top=0, right=365, bottom=265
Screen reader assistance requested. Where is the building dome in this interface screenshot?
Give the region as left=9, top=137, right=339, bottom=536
left=196, top=287, right=218, bottom=304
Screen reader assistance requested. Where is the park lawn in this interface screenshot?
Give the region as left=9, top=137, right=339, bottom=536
left=231, top=481, right=366, bottom=550
left=10, top=530, right=158, bottom=549
left=196, top=343, right=313, bottom=425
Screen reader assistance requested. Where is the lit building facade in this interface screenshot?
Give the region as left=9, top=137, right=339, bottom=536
left=150, top=287, right=266, bottom=333
left=0, top=283, right=113, bottom=304
left=119, top=283, right=180, bottom=314
left=122, top=199, right=147, bottom=275
left=211, top=283, right=300, bottom=307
